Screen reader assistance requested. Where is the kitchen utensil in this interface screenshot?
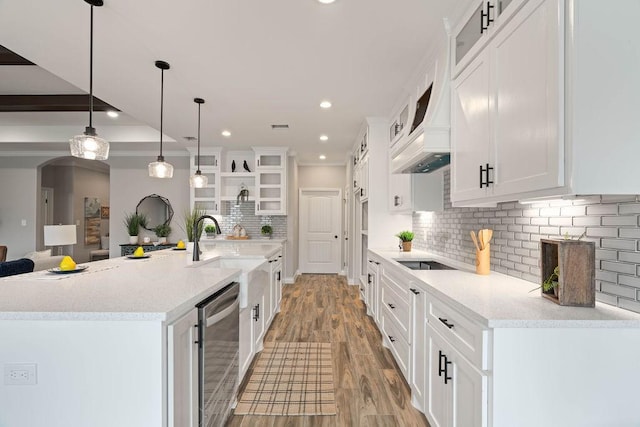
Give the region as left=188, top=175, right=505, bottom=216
left=470, top=231, right=481, bottom=251
left=484, top=229, right=493, bottom=246
left=478, top=229, right=484, bottom=249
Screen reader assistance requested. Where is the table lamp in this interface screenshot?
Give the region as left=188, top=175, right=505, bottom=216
left=44, top=225, right=77, bottom=255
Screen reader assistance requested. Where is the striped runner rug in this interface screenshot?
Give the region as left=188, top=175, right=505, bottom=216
left=234, top=342, right=336, bottom=416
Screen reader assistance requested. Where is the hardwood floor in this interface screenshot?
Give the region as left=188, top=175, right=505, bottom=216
left=226, top=274, right=430, bottom=427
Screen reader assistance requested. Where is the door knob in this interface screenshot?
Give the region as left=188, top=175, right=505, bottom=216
left=334, top=235, right=338, bottom=239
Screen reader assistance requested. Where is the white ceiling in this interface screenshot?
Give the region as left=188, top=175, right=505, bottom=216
left=0, top=0, right=471, bottom=164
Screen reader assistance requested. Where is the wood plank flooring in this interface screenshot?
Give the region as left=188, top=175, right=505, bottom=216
left=226, top=274, right=430, bottom=427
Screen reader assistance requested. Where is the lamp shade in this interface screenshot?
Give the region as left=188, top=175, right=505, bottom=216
left=44, top=225, right=77, bottom=246
left=70, top=128, right=109, bottom=160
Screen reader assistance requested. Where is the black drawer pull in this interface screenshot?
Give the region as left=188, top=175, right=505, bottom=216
left=388, top=303, right=395, bottom=309
left=367, top=274, right=372, bottom=284
left=438, top=317, right=454, bottom=329
left=438, top=350, right=445, bottom=377
left=409, top=288, right=420, bottom=295
left=388, top=335, right=396, bottom=343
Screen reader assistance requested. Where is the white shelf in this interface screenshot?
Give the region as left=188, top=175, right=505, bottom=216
left=220, top=172, right=254, bottom=178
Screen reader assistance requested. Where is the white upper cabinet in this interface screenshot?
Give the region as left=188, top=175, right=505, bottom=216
left=189, top=148, right=221, bottom=214
left=389, top=172, right=444, bottom=213
left=253, top=148, right=288, bottom=215
left=452, top=0, right=640, bottom=205
left=453, top=0, right=527, bottom=77
left=451, top=0, right=563, bottom=206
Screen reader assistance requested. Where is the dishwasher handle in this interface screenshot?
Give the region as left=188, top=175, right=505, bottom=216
left=206, top=297, right=240, bottom=327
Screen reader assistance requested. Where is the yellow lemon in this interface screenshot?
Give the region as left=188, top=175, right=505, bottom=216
left=176, top=240, right=185, bottom=249
left=133, top=246, right=145, bottom=257
left=59, top=256, right=77, bottom=271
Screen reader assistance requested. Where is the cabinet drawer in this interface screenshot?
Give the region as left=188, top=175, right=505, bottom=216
left=427, top=295, right=491, bottom=370
left=381, top=282, right=410, bottom=342
left=382, top=312, right=410, bottom=380
left=381, top=267, right=410, bottom=303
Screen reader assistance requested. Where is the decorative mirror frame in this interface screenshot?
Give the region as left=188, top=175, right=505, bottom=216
left=136, top=194, right=174, bottom=231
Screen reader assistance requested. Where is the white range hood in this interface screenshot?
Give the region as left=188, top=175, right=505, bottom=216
left=390, top=40, right=451, bottom=174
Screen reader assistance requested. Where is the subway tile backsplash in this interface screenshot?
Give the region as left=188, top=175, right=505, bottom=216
left=217, top=201, right=287, bottom=239
left=412, top=170, right=640, bottom=314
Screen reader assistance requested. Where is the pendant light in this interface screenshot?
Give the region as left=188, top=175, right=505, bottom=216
left=148, top=60, right=174, bottom=178
left=69, top=0, right=110, bottom=160
left=190, top=98, right=208, bottom=188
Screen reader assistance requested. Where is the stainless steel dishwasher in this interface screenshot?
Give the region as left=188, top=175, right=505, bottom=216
left=196, top=282, right=240, bottom=427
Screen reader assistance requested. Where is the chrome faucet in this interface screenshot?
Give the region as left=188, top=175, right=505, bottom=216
left=193, top=215, right=221, bottom=261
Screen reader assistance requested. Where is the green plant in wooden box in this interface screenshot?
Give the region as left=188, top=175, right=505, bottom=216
left=204, top=224, right=217, bottom=237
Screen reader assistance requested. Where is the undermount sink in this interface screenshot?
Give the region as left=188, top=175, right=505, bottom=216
left=396, top=260, right=456, bottom=271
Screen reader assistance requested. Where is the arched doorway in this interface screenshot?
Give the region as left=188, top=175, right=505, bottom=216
left=38, top=156, right=110, bottom=263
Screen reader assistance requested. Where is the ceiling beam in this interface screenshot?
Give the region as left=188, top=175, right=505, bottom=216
left=0, top=46, right=34, bottom=65
left=0, top=95, right=119, bottom=112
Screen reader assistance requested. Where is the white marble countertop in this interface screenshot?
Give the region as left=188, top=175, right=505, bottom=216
left=369, top=248, right=640, bottom=328
left=0, top=244, right=283, bottom=322
left=199, top=237, right=286, bottom=244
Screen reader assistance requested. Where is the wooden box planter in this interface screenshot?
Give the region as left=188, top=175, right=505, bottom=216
left=540, top=239, right=595, bottom=307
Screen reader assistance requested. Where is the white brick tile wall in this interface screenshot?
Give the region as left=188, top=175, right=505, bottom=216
left=218, top=201, right=287, bottom=239
left=413, top=170, right=640, bottom=314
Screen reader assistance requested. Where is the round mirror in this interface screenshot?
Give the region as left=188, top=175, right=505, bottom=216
left=136, top=194, right=173, bottom=231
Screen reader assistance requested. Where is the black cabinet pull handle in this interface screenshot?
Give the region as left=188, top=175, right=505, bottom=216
left=394, top=195, right=400, bottom=207
left=360, top=188, right=364, bottom=197
left=486, top=163, right=494, bottom=186
left=388, top=303, right=395, bottom=309
left=480, top=5, right=487, bottom=33
left=367, top=274, right=372, bottom=284
left=480, top=1, right=493, bottom=33
left=438, top=317, right=455, bottom=329
left=253, top=304, right=260, bottom=321
left=479, top=164, right=484, bottom=188
left=354, top=179, right=357, bottom=188
left=444, top=357, right=453, bottom=384
left=486, top=1, right=494, bottom=24
left=480, top=163, right=494, bottom=188
left=410, top=288, right=420, bottom=295
left=388, top=335, right=396, bottom=343
left=277, top=271, right=281, bottom=281
left=438, top=350, right=445, bottom=377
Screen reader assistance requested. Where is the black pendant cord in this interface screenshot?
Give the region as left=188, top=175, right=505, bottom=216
left=159, top=68, right=164, bottom=159
left=89, top=4, right=94, bottom=130
left=197, top=102, right=201, bottom=172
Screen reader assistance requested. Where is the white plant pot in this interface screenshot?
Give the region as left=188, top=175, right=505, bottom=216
left=158, top=237, right=167, bottom=244
left=186, top=241, right=194, bottom=253
left=129, top=235, right=138, bottom=244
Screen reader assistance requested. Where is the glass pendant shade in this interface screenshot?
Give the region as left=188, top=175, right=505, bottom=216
left=190, top=171, right=208, bottom=188
left=148, top=155, right=174, bottom=178
left=190, top=97, right=207, bottom=188
left=71, top=1, right=109, bottom=160
left=150, top=60, right=172, bottom=178
left=70, top=127, right=109, bottom=160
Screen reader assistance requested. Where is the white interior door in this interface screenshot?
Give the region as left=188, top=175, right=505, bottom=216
left=299, top=189, right=342, bottom=274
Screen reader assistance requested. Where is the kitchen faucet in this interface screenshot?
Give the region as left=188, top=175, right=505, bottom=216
left=193, top=215, right=221, bottom=261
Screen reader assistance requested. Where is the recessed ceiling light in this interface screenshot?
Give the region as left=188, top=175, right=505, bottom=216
left=221, top=130, right=231, bottom=137
left=319, top=155, right=326, bottom=160
left=107, top=111, right=119, bottom=118
left=320, top=100, right=332, bottom=109
left=320, top=135, right=329, bottom=141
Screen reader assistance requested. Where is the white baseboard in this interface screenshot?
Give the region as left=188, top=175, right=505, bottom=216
left=284, top=269, right=301, bottom=284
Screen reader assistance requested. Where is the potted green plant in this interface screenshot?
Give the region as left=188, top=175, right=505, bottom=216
left=153, top=223, right=171, bottom=244
left=396, top=230, right=414, bottom=252
left=182, top=208, right=206, bottom=252
left=204, top=224, right=217, bottom=238
left=261, top=224, right=273, bottom=239
left=123, top=212, right=147, bottom=244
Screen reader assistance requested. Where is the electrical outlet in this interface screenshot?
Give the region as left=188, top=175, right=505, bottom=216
left=4, top=364, right=37, bottom=385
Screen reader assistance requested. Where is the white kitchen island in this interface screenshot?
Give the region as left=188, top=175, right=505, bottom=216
left=0, top=244, right=282, bottom=427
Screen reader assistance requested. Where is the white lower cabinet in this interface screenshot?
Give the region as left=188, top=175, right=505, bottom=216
left=168, top=308, right=198, bottom=427
left=427, top=324, right=488, bottom=427
left=239, top=252, right=284, bottom=381
left=409, top=284, right=427, bottom=412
